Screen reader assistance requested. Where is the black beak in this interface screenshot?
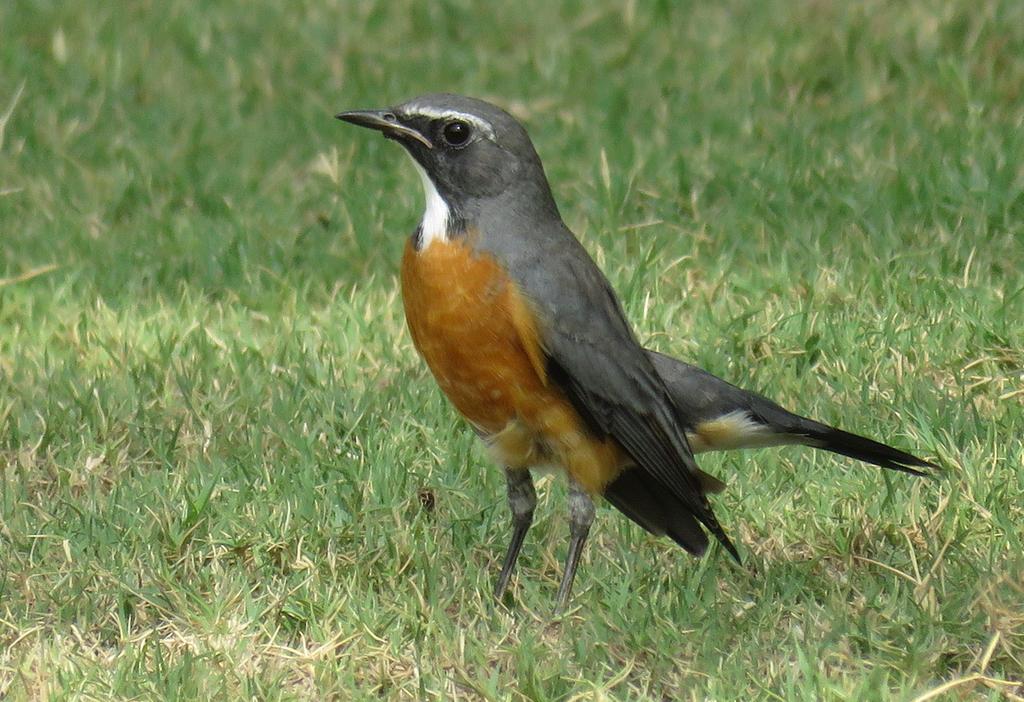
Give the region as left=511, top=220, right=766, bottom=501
left=335, top=109, right=433, bottom=149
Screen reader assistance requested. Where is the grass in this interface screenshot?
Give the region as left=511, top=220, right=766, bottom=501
left=1, top=0, right=1022, bottom=698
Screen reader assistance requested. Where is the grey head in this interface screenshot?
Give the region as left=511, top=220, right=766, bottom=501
left=336, top=94, right=560, bottom=245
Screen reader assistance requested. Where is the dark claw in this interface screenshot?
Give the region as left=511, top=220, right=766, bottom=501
left=554, top=479, right=596, bottom=612
left=494, top=470, right=536, bottom=602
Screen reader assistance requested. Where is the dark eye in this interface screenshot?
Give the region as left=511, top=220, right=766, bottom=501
left=442, top=120, right=471, bottom=146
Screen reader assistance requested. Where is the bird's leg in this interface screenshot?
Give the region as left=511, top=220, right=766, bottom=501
left=494, top=468, right=536, bottom=601
left=554, top=478, right=595, bottom=612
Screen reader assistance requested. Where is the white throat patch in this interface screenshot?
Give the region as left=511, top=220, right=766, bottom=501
left=409, top=157, right=450, bottom=248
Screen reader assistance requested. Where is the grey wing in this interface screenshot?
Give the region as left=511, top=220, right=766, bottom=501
left=512, top=234, right=741, bottom=559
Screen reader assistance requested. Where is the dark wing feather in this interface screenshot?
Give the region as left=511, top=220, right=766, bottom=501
left=512, top=235, right=739, bottom=560
left=604, top=468, right=710, bottom=555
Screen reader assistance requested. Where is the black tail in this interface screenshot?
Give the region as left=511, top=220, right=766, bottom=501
left=796, top=422, right=936, bottom=477
left=647, top=350, right=937, bottom=478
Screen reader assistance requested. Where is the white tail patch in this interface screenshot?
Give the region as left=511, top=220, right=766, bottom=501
left=409, top=157, right=450, bottom=248
left=688, top=410, right=790, bottom=453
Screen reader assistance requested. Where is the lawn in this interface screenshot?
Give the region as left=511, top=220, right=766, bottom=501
left=1, top=0, right=1022, bottom=699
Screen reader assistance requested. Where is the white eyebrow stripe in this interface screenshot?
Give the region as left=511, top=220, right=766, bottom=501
left=398, top=104, right=496, bottom=139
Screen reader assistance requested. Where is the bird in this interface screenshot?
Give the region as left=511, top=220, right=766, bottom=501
left=336, top=94, right=934, bottom=610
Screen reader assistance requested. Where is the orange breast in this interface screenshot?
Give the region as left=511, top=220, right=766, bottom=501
left=400, top=235, right=547, bottom=433
left=399, top=235, right=624, bottom=493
